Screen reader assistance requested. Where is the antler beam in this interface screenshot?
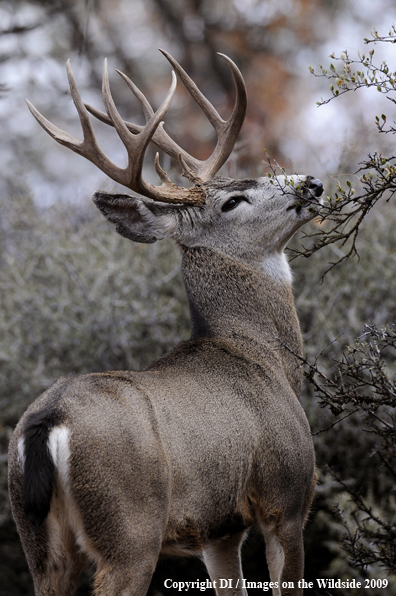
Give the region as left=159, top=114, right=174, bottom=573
left=26, top=51, right=247, bottom=205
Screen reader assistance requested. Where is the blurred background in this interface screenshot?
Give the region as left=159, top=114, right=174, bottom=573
left=1, top=0, right=396, bottom=594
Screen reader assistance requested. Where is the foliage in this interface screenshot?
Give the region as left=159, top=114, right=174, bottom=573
left=0, top=0, right=343, bottom=203
left=2, top=189, right=396, bottom=595
left=297, top=325, right=396, bottom=583
left=288, top=27, right=396, bottom=593
left=310, top=27, right=396, bottom=108
left=0, top=192, right=190, bottom=578
left=288, top=29, right=396, bottom=273
left=2, top=4, right=396, bottom=595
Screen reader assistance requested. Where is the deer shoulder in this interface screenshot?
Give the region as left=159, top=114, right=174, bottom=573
left=9, top=51, right=323, bottom=596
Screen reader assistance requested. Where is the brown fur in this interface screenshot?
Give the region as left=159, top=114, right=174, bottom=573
left=9, top=175, right=322, bottom=595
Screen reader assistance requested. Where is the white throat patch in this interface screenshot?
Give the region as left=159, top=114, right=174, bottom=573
left=261, top=252, right=293, bottom=285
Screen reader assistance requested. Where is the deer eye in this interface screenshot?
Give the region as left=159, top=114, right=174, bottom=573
left=221, top=196, right=246, bottom=212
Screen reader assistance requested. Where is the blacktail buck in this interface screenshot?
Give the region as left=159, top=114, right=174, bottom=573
left=8, top=50, right=324, bottom=596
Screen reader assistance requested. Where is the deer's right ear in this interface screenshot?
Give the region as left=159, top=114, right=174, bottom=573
left=93, top=192, right=179, bottom=244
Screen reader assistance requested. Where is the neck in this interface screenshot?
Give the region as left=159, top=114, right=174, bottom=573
left=181, top=246, right=303, bottom=397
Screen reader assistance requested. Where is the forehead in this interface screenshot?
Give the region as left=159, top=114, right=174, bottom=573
left=204, top=176, right=262, bottom=195
left=209, top=174, right=308, bottom=197
left=220, top=178, right=260, bottom=193
left=204, top=176, right=276, bottom=202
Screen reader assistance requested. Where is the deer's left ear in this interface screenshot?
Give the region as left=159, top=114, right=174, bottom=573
left=93, top=192, right=179, bottom=244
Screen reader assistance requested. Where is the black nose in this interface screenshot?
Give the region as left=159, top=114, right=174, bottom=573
left=307, top=177, right=324, bottom=197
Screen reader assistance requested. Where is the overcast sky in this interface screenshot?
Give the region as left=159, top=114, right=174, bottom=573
left=1, top=0, right=395, bottom=205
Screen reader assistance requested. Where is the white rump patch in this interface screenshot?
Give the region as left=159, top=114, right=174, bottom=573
left=261, top=252, right=293, bottom=285
left=261, top=523, right=285, bottom=596
left=48, top=426, right=71, bottom=486
left=17, top=437, right=25, bottom=466
left=46, top=425, right=100, bottom=564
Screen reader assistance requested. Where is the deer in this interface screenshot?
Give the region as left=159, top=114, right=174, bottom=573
left=8, top=50, right=323, bottom=596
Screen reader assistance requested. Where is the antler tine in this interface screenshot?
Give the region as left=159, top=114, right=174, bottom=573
left=159, top=50, right=247, bottom=181
left=27, top=60, right=129, bottom=187
left=25, top=60, right=88, bottom=151
left=84, top=70, right=153, bottom=138
left=101, top=58, right=174, bottom=192
left=218, top=53, right=247, bottom=133
left=85, top=71, right=202, bottom=173
left=84, top=102, right=143, bottom=134
left=159, top=49, right=223, bottom=131
left=25, top=63, right=98, bottom=155
left=26, top=98, right=80, bottom=148
left=115, top=69, right=154, bottom=123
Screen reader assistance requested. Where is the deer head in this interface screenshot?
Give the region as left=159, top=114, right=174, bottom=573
left=27, top=50, right=323, bottom=270
left=10, top=51, right=323, bottom=596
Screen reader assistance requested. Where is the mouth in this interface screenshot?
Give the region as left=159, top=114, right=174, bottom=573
left=287, top=177, right=324, bottom=215
left=305, top=177, right=324, bottom=198
left=287, top=195, right=323, bottom=216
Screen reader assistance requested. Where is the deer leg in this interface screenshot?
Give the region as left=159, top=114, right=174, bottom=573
left=90, top=527, right=162, bottom=596
left=32, top=560, right=84, bottom=596
left=202, top=531, right=248, bottom=596
left=278, top=524, right=304, bottom=596
left=261, top=522, right=284, bottom=596
left=261, top=519, right=304, bottom=596
left=92, top=553, right=158, bottom=596
left=12, top=502, right=87, bottom=596
left=27, top=532, right=86, bottom=596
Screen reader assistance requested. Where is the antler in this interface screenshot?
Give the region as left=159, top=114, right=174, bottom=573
left=26, top=51, right=247, bottom=205
left=85, top=50, right=247, bottom=184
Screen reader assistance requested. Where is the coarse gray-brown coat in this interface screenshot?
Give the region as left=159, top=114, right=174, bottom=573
left=8, top=53, right=323, bottom=596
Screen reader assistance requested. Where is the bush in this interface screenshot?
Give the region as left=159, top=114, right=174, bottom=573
left=0, top=191, right=190, bottom=595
